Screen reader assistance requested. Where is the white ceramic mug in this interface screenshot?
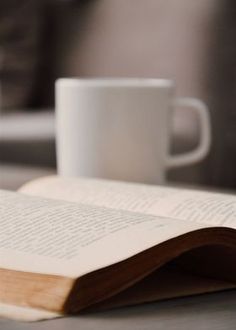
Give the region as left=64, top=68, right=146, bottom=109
left=56, top=78, right=211, bottom=184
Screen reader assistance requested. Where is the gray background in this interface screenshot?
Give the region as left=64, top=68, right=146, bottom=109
left=1, top=290, right=236, bottom=330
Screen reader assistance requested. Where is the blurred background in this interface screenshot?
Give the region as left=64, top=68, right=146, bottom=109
left=0, top=0, right=235, bottom=191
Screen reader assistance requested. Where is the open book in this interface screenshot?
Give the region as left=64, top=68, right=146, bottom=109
left=1, top=176, right=236, bottom=321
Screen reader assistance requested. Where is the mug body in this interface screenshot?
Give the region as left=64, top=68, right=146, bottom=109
left=56, top=78, right=174, bottom=184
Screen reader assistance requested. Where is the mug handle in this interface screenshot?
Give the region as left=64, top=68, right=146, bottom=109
left=166, top=97, right=211, bottom=168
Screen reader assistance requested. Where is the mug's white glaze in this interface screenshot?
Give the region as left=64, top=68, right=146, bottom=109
left=56, top=78, right=210, bottom=184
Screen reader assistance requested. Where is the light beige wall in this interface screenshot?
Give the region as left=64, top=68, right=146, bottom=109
left=59, top=0, right=217, bottom=99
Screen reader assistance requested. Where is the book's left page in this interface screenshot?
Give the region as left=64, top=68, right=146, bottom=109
left=0, top=189, right=205, bottom=320
left=0, top=303, right=60, bottom=321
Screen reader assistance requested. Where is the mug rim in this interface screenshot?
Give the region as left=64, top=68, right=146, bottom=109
left=56, top=78, right=174, bottom=88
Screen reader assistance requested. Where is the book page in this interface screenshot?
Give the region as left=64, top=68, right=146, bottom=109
left=0, top=303, right=61, bottom=321
left=0, top=189, right=204, bottom=278
left=20, top=176, right=236, bottom=228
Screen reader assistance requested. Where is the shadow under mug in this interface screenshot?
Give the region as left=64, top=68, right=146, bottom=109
left=56, top=78, right=211, bottom=184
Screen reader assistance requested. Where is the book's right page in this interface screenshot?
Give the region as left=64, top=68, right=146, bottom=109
left=20, top=176, right=236, bottom=229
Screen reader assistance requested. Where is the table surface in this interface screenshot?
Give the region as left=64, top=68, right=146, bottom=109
left=1, top=290, right=236, bottom=330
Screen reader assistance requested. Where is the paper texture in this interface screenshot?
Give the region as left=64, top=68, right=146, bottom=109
left=0, top=189, right=204, bottom=277
left=21, top=176, right=236, bottom=228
